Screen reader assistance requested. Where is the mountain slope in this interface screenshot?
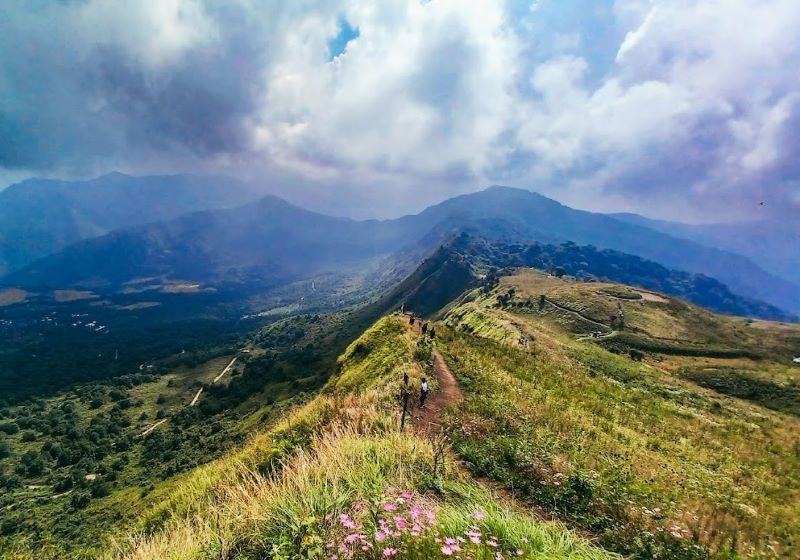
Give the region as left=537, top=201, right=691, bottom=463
left=437, top=269, right=800, bottom=559
left=376, top=235, right=793, bottom=322
left=1, top=196, right=411, bottom=290
left=0, top=172, right=258, bottom=276
left=610, top=212, right=800, bottom=286
left=397, top=186, right=800, bottom=315
left=1, top=315, right=614, bottom=560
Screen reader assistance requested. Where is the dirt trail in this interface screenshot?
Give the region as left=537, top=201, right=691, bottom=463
left=189, top=387, right=204, bottom=406
left=213, top=356, right=237, bottom=383
left=414, top=348, right=463, bottom=436
left=139, top=418, right=168, bottom=437
left=542, top=296, right=610, bottom=331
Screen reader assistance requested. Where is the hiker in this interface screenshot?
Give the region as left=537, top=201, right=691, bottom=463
left=421, top=322, right=428, bottom=335
left=403, top=370, right=409, bottom=388
left=419, top=377, right=429, bottom=409
left=429, top=327, right=436, bottom=339
left=409, top=315, right=415, bottom=326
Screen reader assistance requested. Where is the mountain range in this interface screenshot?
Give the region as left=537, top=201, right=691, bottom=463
left=0, top=172, right=258, bottom=276
left=610, top=212, right=800, bottom=287
left=2, top=176, right=798, bottom=318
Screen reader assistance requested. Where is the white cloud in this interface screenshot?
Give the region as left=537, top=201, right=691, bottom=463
left=2, top=0, right=800, bottom=219
left=252, top=0, right=518, bottom=180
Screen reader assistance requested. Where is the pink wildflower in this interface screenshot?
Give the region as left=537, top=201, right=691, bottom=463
left=442, top=545, right=454, bottom=555
left=383, top=503, right=397, bottom=512
left=375, top=530, right=387, bottom=542
left=474, top=511, right=487, bottom=520
left=401, top=492, right=413, bottom=499
left=383, top=548, right=397, bottom=557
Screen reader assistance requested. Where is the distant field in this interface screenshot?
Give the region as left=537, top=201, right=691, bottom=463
left=0, top=288, right=29, bottom=306
left=53, top=289, right=98, bottom=302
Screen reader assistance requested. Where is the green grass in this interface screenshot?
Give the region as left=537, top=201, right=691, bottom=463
left=436, top=270, right=800, bottom=559
left=101, top=316, right=613, bottom=560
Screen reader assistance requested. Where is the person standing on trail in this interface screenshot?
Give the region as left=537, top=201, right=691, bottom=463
left=419, top=377, right=429, bottom=409
left=429, top=327, right=436, bottom=339
left=421, top=322, right=428, bottom=335
left=409, top=315, right=415, bottom=326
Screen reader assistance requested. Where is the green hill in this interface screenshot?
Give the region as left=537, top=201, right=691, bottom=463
left=437, top=268, right=800, bottom=559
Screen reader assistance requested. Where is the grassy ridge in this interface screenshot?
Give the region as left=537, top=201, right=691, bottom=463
left=99, top=316, right=612, bottom=560
left=438, top=271, right=800, bottom=559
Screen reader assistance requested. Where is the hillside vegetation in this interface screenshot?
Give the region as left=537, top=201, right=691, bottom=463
left=438, top=269, right=800, bottom=559
left=2, top=316, right=612, bottom=559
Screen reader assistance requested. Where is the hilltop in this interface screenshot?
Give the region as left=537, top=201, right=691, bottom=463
left=0, top=173, right=258, bottom=277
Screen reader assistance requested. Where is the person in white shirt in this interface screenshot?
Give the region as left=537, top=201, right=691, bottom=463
left=419, top=377, right=429, bottom=409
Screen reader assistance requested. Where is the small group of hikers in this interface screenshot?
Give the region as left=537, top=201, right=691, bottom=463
left=401, top=370, right=430, bottom=410
left=406, top=310, right=436, bottom=340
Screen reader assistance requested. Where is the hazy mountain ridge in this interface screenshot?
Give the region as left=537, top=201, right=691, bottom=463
left=0, top=173, right=259, bottom=276
left=383, top=234, right=794, bottom=322
left=610, top=212, right=800, bottom=286
left=1, top=195, right=413, bottom=290
left=3, top=179, right=797, bottom=317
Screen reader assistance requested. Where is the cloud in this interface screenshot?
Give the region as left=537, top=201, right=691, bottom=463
left=0, top=0, right=798, bottom=221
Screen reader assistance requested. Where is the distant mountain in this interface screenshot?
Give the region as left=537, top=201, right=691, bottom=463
left=390, top=187, right=800, bottom=315
left=2, top=196, right=412, bottom=291
left=0, top=172, right=258, bottom=276
left=609, top=212, right=800, bottom=286
left=384, top=234, right=794, bottom=322
left=3, top=183, right=797, bottom=317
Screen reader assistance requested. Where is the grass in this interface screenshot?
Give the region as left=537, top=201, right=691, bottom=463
left=437, top=270, right=800, bottom=559
left=103, top=316, right=613, bottom=560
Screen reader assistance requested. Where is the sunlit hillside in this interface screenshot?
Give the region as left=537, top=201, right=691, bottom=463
left=439, top=269, right=800, bottom=559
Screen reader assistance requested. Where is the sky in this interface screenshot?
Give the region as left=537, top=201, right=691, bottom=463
left=1, top=0, right=799, bottom=222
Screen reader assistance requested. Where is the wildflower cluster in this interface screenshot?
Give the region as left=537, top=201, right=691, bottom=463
left=325, top=492, right=525, bottom=559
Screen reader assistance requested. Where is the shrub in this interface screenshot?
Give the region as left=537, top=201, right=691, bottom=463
left=0, top=422, right=19, bottom=435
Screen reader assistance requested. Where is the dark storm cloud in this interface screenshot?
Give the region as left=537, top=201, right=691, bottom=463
left=0, top=0, right=798, bottom=222
left=0, top=1, right=275, bottom=173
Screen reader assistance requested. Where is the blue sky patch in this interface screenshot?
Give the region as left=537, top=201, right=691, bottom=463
left=328, top=17, right=359, bottom=60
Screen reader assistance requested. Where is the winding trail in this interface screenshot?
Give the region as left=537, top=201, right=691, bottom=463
left=414, top=348, right=463, bottom=436
left=138, top=355, right=237, bottom=437
left=542, top=296, right=611, bottom=332
left=189, top=387, right=204, bottom=407
left=213, top=357, right=237, bottom=383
